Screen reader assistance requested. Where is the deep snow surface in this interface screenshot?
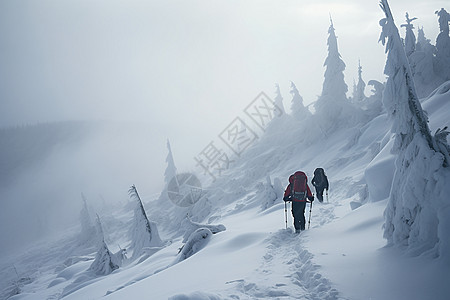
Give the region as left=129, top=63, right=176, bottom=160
left=2, top=83, right=450, bottom=300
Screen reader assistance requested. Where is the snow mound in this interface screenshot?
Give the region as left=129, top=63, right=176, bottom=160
left=426, top=80, right=450, bottom=98
left=177, top=228, right=213, bottom=263
left=182, top=216, right=226, bottom=243
left=364, top=138, right=395, bottom=202
left=55, top=260, right=91, bottom=281
left=422, top=80, right=450, bottom=133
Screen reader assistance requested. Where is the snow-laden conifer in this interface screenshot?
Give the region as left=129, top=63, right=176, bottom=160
left=88, top=242, right=118, bottom=276
left=362, top=80, right=384, bottom=115
left=435, top=8, right=450, bottom=81
left=314, top=18, right=360, bottom=133
left=274, top=84, right=286, bottom=115
left=111, top=248, right=127, bottom=268
left=164, top=139, right=177, bottom=186
left=409, top=26, right=438, bottom=97
left=416, top=27, right=432, bottom=53
left=379, top=0, right=450, bottom=259
left=355, top=60, right=366, bottom=102
left=128, top=185, right=163, bottom=259
left=88, top=215, right=119, bottom=276
left=351, top=79, right=357, bottom=102
left=322, top=18, right=347, bottom=101
left=401, top=12, right=417, bottom=57
left=290, top=81, right=310, bottom=120
left=367, top=80, right=384, bottom=100
left=258, top=175, right=280, bottom=211
left=79, top=193, right=96, bottom=244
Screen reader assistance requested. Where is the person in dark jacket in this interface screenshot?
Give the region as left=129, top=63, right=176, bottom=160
left=312, top=168, right=329, bottom=203
left=283, top=171, right=314, bottom=233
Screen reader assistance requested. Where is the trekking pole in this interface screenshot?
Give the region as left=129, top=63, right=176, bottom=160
left=284, top=201, right=288, bottom=229
left=308, top=200, right=313, bottom=229
left=327, top=190, right=329, bottom=203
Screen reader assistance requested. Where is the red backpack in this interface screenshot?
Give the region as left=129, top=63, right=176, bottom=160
left=290, top=171, right=308, bottom=201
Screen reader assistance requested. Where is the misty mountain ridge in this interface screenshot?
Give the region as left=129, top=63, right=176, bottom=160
left=0, top=120, right=167, bottom=188
left=0, top=121, right=94, bottom=188
left=1, top=3, right=450, bottom=299
left=0, top=120, right=166, bottom=260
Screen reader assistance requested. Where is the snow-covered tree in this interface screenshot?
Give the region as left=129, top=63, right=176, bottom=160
left=400, top=12, right=443, bottom=97
left=314, top=18, right=360, bottom=133
left=351, top=79, right=357, bottom=102
left=79, top=193, right=96, bottom=243
left=367, top=80, right=384, bottom=100
left=401, top=12, right=417, bottom=57
left=274, top=84, right=286, bottom=115
left=164, top=139, right=177, bottom=186
left=435, top=8, right=450, bottom=80
left=89, top=241, right=118, bottom=276
left=258, top=175, right=283, bottom=211
left=379, top=0, right=450, bottom=260
left=416, top=27, right=431, bottom=53
left=96, top=213, right=127, bottom=267
left=93, top=213, right=105, bottom=248
left=409, top=26, right=438, bottom=97
left=88, top=215, right=119, bottom=276
left=318, top=18, right=348, bottom=103
left=111, top=248, right=127, bottom=268
left=128, top=185, right=163, bottom=259
left=353, top=77, right=384, bottom=118
left=355, top=60, right=366, bottom=102
left=365, top=80, right=384, bottom=114
left=290, top=81, right=310, bottom=120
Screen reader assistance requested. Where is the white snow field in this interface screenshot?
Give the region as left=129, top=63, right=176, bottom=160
left=1, top=80, right=449, bottom=300
left=2, top=2, right=450, bottom=298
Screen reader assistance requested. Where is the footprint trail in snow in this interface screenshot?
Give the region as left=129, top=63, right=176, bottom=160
left=224, top=201, right=345, bottom=299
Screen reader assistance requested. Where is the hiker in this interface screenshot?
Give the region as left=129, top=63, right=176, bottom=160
left=283, top=171, right=314, bottom=233
left=312, top=168, right=329, bottom=203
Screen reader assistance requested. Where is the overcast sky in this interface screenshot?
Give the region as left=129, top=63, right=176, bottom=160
left=0, top=0, right=447, bottom=169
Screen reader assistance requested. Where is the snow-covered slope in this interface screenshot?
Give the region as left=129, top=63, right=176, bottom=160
left=2, top=81, right=449, bottom=300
